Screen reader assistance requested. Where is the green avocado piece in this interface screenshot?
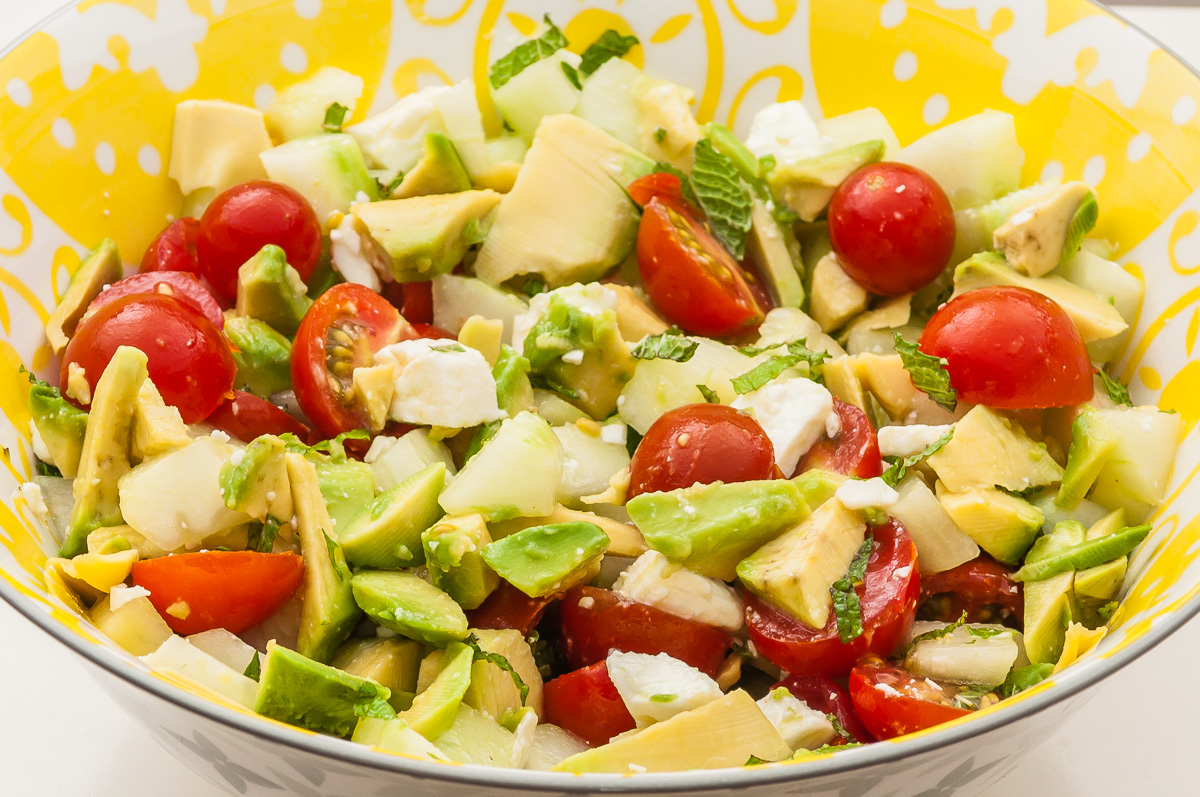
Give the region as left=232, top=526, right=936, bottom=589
left=1056, top=408, right=1119, bottom=511
left=926, top=405, right=1064, bottom=494
left=433, top=703, right=516, bottom=767
left=219, top=434, right=291, bottom=521
left=1013, top=523, right=1149, bottom=583
left=352, top=190, right=501, bottom=282
left=46, top=239, right=122, bottom=356
left=1074, top=510, right=1129, bottom=604
left=351, top=717, right=449, bottom=760
left=479, top=521, right=609, bottom=598
left=340, top=463, right=445, bottom=570
left=791, top=468, right=847, bottom=511
left=255, top=641, right=393, bottom=738
left=393, top=132, right=472, bottom=199
left=993, top=182, right=1097, bottom=278
left=626, top=479, right=809, bottom=581
left=60, top=346, right=148, bottom=558
left=422, top=513, right=500, bottom=610
left=1023, top=521, right=1085, bottom=664
left=936, top=483, right=1043, bottom=566
left=28, top=376, right=88, bottom=479
left=351, top=570, right=469, bottom=646
left=767, top=140, right=885, bottom=222
left=332, top=637, right=424, bottom=712
left=399, top=641, right=474, bottom=739
left=224, top=315, right=293, bottom=399
left=307, top=453, right=376, bottom=534
left=493, top=344, right=533, bottom=416
left=236, top=244, right=314, bottom=337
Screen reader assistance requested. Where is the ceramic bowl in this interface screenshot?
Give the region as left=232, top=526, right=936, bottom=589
left=2, top=1, right=1200, bottom=795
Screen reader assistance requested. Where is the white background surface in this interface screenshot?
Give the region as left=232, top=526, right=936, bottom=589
left=2, top=3, right=1199, bottom=795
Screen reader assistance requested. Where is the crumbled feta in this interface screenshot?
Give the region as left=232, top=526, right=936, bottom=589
left=825, top=411, right=842, bottom=439
left=606, top=651, right=723, bottom=728
left=745, top=101, right=834, bottom=166
left=600, top=423, right=627, bottom=446
left=228, top=448, right=245, bottom=467
left=345, top=84, right=453, bottom=173
left=612, top=551, right=743, bottom=631
left=835, top=477, right=899, bottom=510
left=209, top=429, right=231, bottom=444
left=877, top=424, right=954, bottom=458
left=109, top=584, right=152, bottom=612
left=510, top=283, right=619, bottom=354
left=561, top=349, right=584, bottom=365
left=16, top=482, right=48, bottom=525
left=375, top=338, right=507, bottom=428
left=28, top=420, right=51, bottom=464
left=65, top=362, right=91, bottom=405
left=732, top=378, right=833, bottom=476
left=510, top=710, right=538, bottom=768
left=757, top=688, right=837, bottom=751
left=329, top=213, right=383, bottom=292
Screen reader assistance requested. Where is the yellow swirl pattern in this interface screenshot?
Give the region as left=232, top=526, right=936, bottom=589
left=728, top=65, right=805, bottom=136
left=1170, top=211, right=1200, bottom=275
left=725, top=0, right=798, bottom=35
left=405, top=0, right=474, bottom=26
left=0, top=195, right=31, bottom=257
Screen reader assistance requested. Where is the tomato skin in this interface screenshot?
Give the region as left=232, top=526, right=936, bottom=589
left=627, top=404, right=776, bottom=498
left=637, top=198, right=764, bottom=337
left=141, top=218, right=201, bottom=275
left=409, top=323, right=456, bottom=340
left=85, top=271, right=224, bottom=330
left=774, top=674, right=875, bottom=744
left=542, top=662, right=635, bottom=747
left=828, top=163, right=956, bottom=297
left=62, top=294, right=236, bottom=424
left=198, top=181, right=322, bottom=302
left=560, top=586, right=733, bottom=677
left=746, top=520, right=919, bottom=677
left=849, top=658, right=971, bottom=740
left=206, top=390, right=313, bottom=443
left=291, top=283, right=410, bottom=438
left=920, top=286, right=1092, bottom=409
left=466, top=582, right=556, bottom=636
left=628, top=173, right=688, bottom=209
left=130, top=551, right=305, bottom=635
left=918, top=555, right=1023, bottom=625
left=400, top=281, right=434, bottom=326
left=797, top=399, right=883, bottom=479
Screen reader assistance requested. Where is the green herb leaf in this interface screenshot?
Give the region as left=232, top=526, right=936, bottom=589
left=696, top=384, right=720, bottom=404
left=830, top=535, right=873, bottom=643
left=465, top=633, right=530, bottom=705
left=489, top=15, right=569, bottom=89
left=952, top=683, right=995, bottom=710
left=649, top=693, right=677, bottom=703
left=530, top=373, right=580, bottom=401
left=731, top=340, right=831, bottom=394
left=307, top=429, right=371, bottom=462
left=430, top=343, right=467, bottom=354
left=1097, top=600, right=1119, bottom=623
left=579, top=30, right=639, bottom=76
left=894, top=334, right=957, bottom=411
left=243, top=654, right=261, bottom=681
left=999, top=662, right=1054, bottom=698
left=654, top=127, right=667, bottom=143
left=690, top=138, right=753, bottom=259
left=36, top=461, right=63, bottom=478
left=651, top=161, right=699, bottom=206
left=561, top=61, right=582, bottom=90
left=323, top=102, right=349, bottom=133
left=825, top=712, right=851, bottom=742
left=905, top=612, right=968, bottom=655
left=257, top=515, right=283, bottom=553
left=966, top=626, right=1009, bottom=640
left=745, top=755, right=768, bottom=766
left=1097, top=368, right=1133, bottom=407
left=632, top=332, right=698, bottom=363
left=521, top=277, right=547, bottom=297
left=880, top=429, right=955, bottom=487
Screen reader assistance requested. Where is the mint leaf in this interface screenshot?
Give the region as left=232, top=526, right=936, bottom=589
left=651, top=161, right=698, bottom=206
left=561, top=61, right=582, bottom=90
left=830, top=535, right=873, bottom=643
left=1097, top=368, right=1133, bottom=407
left=465, top=633, right=530, bottom=705
left=243, top=654, right=261, bottom=681
left=654, top=127, right=667, bottom=143
left=696, top=385, right=720, bottom=404
left=632, top=332, right=698, bottom=363
left=690, top=138, right=753, bottom=259
left=825, top=712, right=851, bottom=742
left=952, top=684, right=995, bottom=710
left=894, top=334, right=957, bottom=411
left=745, top=755, right=768, bottom=766
left=649, top=693, right=677, bottom=703
left=307, top=429, right=371, bottom=462
left=430, top=343, right=467, bottom=354
left=905, top=611, right=967, bottom=655
left=522, top=277, right=547, bottom=297
left=256, top=515, right=283, bottom=553
left=579, top=30, right=639, bottom=76
left=489, top=15, right=569, bottom=89
left=323, top=102, right=349, bottom=133
left=731, top=340, right=830, bottom=394
left=36, top=461, right=62, bottom=478
left=966, top=626, right=1008, bottom=640
left=880, top=429, right=954, bottom=487
left=999, top=663, right=1054, bottom=698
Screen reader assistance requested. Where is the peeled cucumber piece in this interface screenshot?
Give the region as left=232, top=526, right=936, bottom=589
left=574, top=57, right=642, bottom=146
left=431, top=274, right=528, bottom=344
left=1056, top=250, right=1144, bottom=365
left=260, top=133, right=378, bottom=225
left=553, top=423, right=631, bottom=508
left=265, top=66, right=364, bottom=141
left=818, top=107, right=901, bottom=160
left=433, top=704, right=517, bottom=767
left=365, top=429, right=457, bottom=493
left=1088, top=407, right=1184, bottom=523
left=143, top=636, right=259, bottom=709
left=899, top=110, right=1024, bottom=210
left=492, top=50, right=582, bottom=143
left=617, top=338, right=749, bottom=434
left=888, top=476, right=980, bottom=574
left=904, top=621, right=1023, bottom=686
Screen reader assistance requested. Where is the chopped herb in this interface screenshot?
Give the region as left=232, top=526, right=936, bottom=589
left=654, top=127, right=667, bottom=143
left=744, top=755, right=768, bottom=766
left=696, top=384, right=720, bottom=404
left=625, top=426, right=643, bottom=458
left=243, top=655, right=261, bottom=681
left=952, top=683, right=995, bottom=710
left=579, top=30, right=640, bottom=76
left=649, top=693, right=677, bottom=703
left=323, top=102, right=349, bottom=133
left=521, top=277, right=547, bottom=297
left=36, top=461, right=63, bottom=478
left=825, top=713, right=851, bottom=742
left=880, top=429, right=954, bottom=487
left=430, top=343, right=467, bottom=354
left=809, top=742, right=863, bottom=754
left=905, top=611, right=968, bottom=655
left=632, top=331, right=698, bottom=362
left=999, top=484, right=1044, bottom=501
left=465, top=633, right=530, bottom=705
left=999, top=663, right=1054, bottom=698
left=530, top=373, right=580, bottom=401
left=1097, top=601, right=1119, bottom=622
left=561, top=61, right=582, bottom=90
left=731, top=340, right=830, bottom=394
left=1097, top=368, right=1133, bottom=407
left=894, top=335, right=957, bottom=411
left=690, top=138, right=753, bottom=259
left=830, top=535, right=873, bottom=643
left=306, top=429, right=371, bottom=462
left=966, top=626, right=1009, bottom=640
left=651, top=161, right=699, bottom=206
left=256, top=515, right=283, bottom=553
left=488, top=15, right=569, bottom=89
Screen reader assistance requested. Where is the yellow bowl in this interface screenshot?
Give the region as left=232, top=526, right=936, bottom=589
left=2, top=1, right=1200, bottom=794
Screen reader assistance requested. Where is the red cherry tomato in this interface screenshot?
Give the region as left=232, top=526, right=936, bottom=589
left=560, top=586, right=733, bottom=677
left=828, top=163, right=955, bottom=296
left=466, top=582, right=556, bottom=636
left=291, top=283, right=411, bottom=439
left=206, top=390, right=312, bottom=443
left=141, top=217, right=201, bottom=275
left=627, top=404, right=776, bottom=499
left=797, top=398, right=883, bottom=479
left=848, top=656, right=971, bottom=740
left=637, top=197, right=764, bottom=337
left=131, top=551, right=305, bottom=635
left=628, top=172, right=690, bottom=209
left=773, top=674, right=875, bottom=744
left=409, top=323, right=456, bottom=340
left=746, top=519, right=919, bottom=677
left=62, top=294, right=236, bottom=424
left=542, top=662, right=635, bottom=747
left=402, top=281, right=434, bottom=325
left=84, top=271, right=224, bottom=330
left=919, top=286, right=1092, bottom=409
left=918, top=555, right=1023, bottom=626
left=198, top=181, right=322, bottom=302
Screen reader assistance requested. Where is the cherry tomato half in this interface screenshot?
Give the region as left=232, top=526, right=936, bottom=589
left=206, top=390, right=312, bottom=443
left=62, top=294, right=236, bottom=424
left=628, top=172, right=690, bottom=209
left=919, top=286, right=1092, bottom=409
left=542, top=662, right=635, bottom=747
left=198, top=181, right=322, bottom=302
left=848, top=656, right=971, bottom=740
left=141, top=217, right=201, bottom=275
left=84, top=270, right=224, bottom=330
left=918, top=555, right=1023, bottom=626
left=627, top=403, right=776, bottom=499
left=467, top=582, right=556, bottom=636
left=637, top=197, right=764, bottom=337
left=828, top=163, right=955, bottom=296
left=774, top=674, right=875, bottom=744
left=560, top=586, right=733, bottom=677
left=291, top=283, right=411, bottom=438
left=796, top=398, right=883, bottom=479
left=746, top=519, right=919, bottom=677
left=131, top=550, right=305, bottom=635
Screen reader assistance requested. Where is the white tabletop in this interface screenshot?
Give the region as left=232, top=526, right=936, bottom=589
left=3, top=4, right=1200, bottom=795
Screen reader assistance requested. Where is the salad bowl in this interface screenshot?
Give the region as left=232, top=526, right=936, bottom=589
left=2, top=1, right=1200, bottom=795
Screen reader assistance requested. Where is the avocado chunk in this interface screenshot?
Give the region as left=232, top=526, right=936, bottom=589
left=474, top=114, right=654, bottom=288
left=219, top=434, right=293, bottom=522
left=224, top=315, right=293, bottom=399
left=993, top=182, right=1097, bottom=278
left=491, top=343, right=534, bottom=416
left=351, top=717, right=450, bottom=760
left=398, top=641, right=473, bottom=739
left=307, top=453, right=376, bottom=533
left=767, top=140, right=885, bottom=222
left=791, top=468, right=847, bottom=510
left=1087, top=406, right=1184, bottom=523
left=810, top=253, right=870, bottom=333
left=60, top=346, right=148, bottom=558
left=480, top=522, right=609, bottom=598
left=393, top=132, right=472, bottom=199
left=260, top=133, right=379, bottom=224
left=490, top=504, right=647, bottom=558
left=332, top=637, right=423, bottom=712
left=887, top=475, right=980, bottom=574
left=1013, top=522, right=1149, bottom=583
left=935, top=482, right=1043, bottom=565
left=422, top=513, right=499, bottom=610
left=351, top=570, right=468, bottom=645
left=255, top=641, right=393, bottom=738
left=433, top=703, right=516, bottom=767
left=352, top=190, right=501, bottom=282
left=463, top=628, right=544, bottom=719
left=926, top=405, right=1064, bottom=493
left=287, top=453, right=362, bottom=663
left=1023, top=521, right=1084, bottom=664
left=1056, top=408, right=1119, bottom=511
left=1074, top=510, right=1129, bottom=603
left=339, top=463, right=445, bottom=570
left=737, top=498, right=866, bottom=629
left=747, top=197, right=804, bottom=309
left=552, top=690, right=791, bottom=772
left=45, top=239, right=123, bottom=356
left=28, top=376, right=88, bottom=478
left=131, top=379, right=191, bottom=461
left=627, top=479, right=809, bottom=581
left=235, top=244, right=313, bottom=337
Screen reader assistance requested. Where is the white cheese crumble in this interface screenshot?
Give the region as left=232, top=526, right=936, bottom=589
left=65, top=362, right=91, bottom=405
left=561, top=349, right=584, bottom=365
left=756, top=688, right=837, bottom=751
left=329, top=213, right=383, bottom=292
left=877, top=424, right=954, bottom=458
left=109, top=584, right=152, bottom=612
left=732, top=378, right=834, bottom=476
left=345, top=84, right=453, bottom=174
left=612, top=550, right=743, bottom=631
left=510, top=710, right=538, bottom=769
left=600, top=423, right=627, bottom=446
left=374, top=338, right=507, bottom=428
left=825, top=411, right=842, bottom=439
left=28, top=420, right=52, bottom=464
left=835, top=477, right=899, bottom=510
left=510, top=283, right=619, bottom=354
left=745, top=101, right=834, bottom=166
left=606, top=651, right=723, bottom=728
left=209, top=429, right=230, bottom=444
left=16, top=482, right=48, bottom=525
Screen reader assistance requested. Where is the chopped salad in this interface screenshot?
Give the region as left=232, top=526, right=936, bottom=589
left=21, top=17, right=1182, bottom=774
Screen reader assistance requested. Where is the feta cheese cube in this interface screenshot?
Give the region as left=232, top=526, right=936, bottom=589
left=745, top=101, right=833, bottom=166
left=612, top=550, right=743, bottom=631
left=606, top=651, right=723, bottom=728
left=600, top=422, right=627, bottom=446
left=329, top=213, right=383, bottom=292
left=757, top=688, right=837, bottom=750
left=109, top=583, right=152, bottom=611
left=835, top=477, right=899, bottom=510
left=375, top=339, right=507, bottom=428
left=877, top=424, right=954, bottom=458
left=732, top=378, right=833, bottom=476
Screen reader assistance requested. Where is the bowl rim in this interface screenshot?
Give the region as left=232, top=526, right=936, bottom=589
left=2, top=0, right=1199, bottom=790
